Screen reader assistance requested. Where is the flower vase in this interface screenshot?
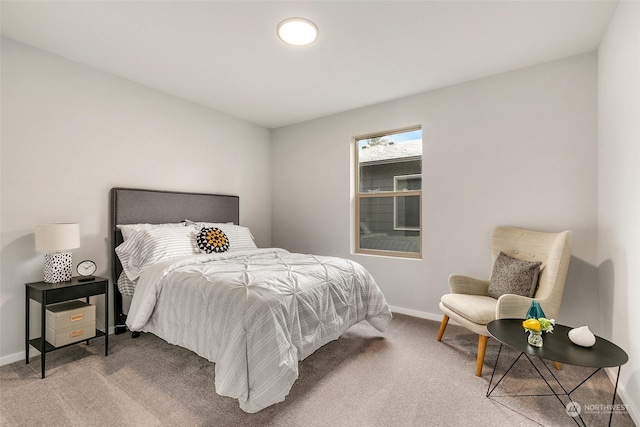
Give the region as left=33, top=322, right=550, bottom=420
left=525, top=301, right=546, bottom=320
left=528, top=331, right=543, bottom=347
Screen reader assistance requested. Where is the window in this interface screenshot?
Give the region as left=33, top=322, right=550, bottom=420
left=355, top=127, right=422, bottom=258
left=394, top=174, right=421, bottom=231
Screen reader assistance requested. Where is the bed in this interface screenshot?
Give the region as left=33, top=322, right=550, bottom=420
left=110, top=187, right=392, bottom=413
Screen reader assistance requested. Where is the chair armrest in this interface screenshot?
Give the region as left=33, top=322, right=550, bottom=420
left=448, top=274, right=490, bottom=295
left=496, top=294, right=537, bottom=319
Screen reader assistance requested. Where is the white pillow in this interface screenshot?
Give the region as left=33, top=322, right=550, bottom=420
left=185, top=220, right=258, bottom=251
left=117, top=222, right=186, bottom=241
left=115, top=226, right=199, bottom=281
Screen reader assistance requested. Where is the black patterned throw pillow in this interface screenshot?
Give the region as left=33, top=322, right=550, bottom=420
left=487, top=251, right=542, bottom=299
left=197, top=227, right=229, bottom=253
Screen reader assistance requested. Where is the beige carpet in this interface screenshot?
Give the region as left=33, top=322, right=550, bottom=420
left=0, top=314, right=635, bottom=426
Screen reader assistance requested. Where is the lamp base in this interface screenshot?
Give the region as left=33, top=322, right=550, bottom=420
left=43, top=252, right=73, bottom=283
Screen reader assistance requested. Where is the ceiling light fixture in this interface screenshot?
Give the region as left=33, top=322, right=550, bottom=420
left=277, top=17, right=318, bottom=46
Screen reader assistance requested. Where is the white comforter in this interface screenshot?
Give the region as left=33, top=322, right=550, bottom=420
left=126, top=248, right=392, bottom=413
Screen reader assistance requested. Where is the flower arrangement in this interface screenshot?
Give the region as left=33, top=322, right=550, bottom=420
left=522, top=317, right=555, bottom=334
left=523, top=318, right=555, bottom=347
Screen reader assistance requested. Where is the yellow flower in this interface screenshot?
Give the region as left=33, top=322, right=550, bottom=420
left=522, top=318, right=541, bottom=332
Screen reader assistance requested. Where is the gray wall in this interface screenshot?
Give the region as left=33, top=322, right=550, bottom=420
left=0, top=38, right=272, bottom=363
left=272, top=53, right=598, bottom=332
left=597, top=1, right=640, bottom=422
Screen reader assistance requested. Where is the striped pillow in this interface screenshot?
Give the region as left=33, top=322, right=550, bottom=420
left=115, top=226, right=199, bottom=281
left=185, top=220, right=258, bottom=251
left=117, top=222, right=186, bottom=241
left=117, top=272, right=136, bottom=297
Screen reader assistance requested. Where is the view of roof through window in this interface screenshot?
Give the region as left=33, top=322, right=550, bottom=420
left=359, top=129, right=422, bottom=164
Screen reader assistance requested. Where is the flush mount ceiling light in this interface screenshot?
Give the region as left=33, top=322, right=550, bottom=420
left=277, top=17, right=318, bottom=46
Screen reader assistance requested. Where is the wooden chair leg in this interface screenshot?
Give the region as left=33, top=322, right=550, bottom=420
left=553, top=361, right=562, bottom=370
left=437, top=315, right=449, bottom=341
left=476, top=335, right=489, bottom=377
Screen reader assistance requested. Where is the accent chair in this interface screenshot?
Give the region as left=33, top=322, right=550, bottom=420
left=437, top=226, right=573, bottom=376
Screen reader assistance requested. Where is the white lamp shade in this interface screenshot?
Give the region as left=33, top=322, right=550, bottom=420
left=35, top=223, right=80, bottom=251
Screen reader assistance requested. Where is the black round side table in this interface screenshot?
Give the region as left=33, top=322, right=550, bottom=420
left=486, top=319, right=628, bottom=426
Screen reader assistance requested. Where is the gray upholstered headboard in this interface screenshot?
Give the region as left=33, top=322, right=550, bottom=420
left=110, top=187, right=239, bottom=333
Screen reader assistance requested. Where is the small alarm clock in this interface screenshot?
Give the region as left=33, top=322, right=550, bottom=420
left=77, top=259, right=97, bottom=281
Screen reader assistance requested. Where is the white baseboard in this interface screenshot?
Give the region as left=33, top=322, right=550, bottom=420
left=389, top=305, right=441, bottom=321
left=0, top=351, right=33, bottom=367
left=604, top=367, right=639, bottom=426
left=389, top=306, right=460, bottom=325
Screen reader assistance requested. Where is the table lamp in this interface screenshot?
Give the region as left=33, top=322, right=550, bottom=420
left=35, top=223, right=80, bottom=283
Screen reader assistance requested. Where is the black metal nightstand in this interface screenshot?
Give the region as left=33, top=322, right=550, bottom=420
left=25, top=276, right=109, bottom=378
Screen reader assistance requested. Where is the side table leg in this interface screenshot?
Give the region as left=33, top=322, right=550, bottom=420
left=487, top=349, right=525, bottom=398
left=609, top=367, right=621, bottom=427
left=85, top=297, right=90, bottom=344
left=105, top=283, right=109, bottom=356
left=40, top=294, right=46, bottom=379
left=486, top=343, right=503, bottom=397
left=25, top=293, right=30, bottom=364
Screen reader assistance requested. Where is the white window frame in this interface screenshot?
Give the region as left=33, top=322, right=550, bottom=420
left=393, top=174, right=422, bottom=231
left=354, top=126, right=422, bottom=259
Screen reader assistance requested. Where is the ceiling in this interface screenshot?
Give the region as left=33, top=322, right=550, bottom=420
left=0, top=1, right=618, bottom=129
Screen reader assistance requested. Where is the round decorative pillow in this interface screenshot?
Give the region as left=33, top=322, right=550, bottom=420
left=197, top=227, right=229, bottom=253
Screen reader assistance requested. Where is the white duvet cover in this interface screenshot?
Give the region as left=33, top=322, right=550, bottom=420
left=126, top=248, right=392, bottom=413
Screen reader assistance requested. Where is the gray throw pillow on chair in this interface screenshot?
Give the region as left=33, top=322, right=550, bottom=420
left=488, top=251, right=542, bottom=299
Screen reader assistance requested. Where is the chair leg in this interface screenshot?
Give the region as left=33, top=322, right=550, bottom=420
left=476, top=335, right=489, bottom=377
left=437, top=315, right=449, bottom=341
left=553, top=361, right=562, bottom=370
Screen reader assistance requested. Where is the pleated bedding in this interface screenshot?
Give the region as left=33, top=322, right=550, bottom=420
left=126, top=248, right=392, bottom=412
